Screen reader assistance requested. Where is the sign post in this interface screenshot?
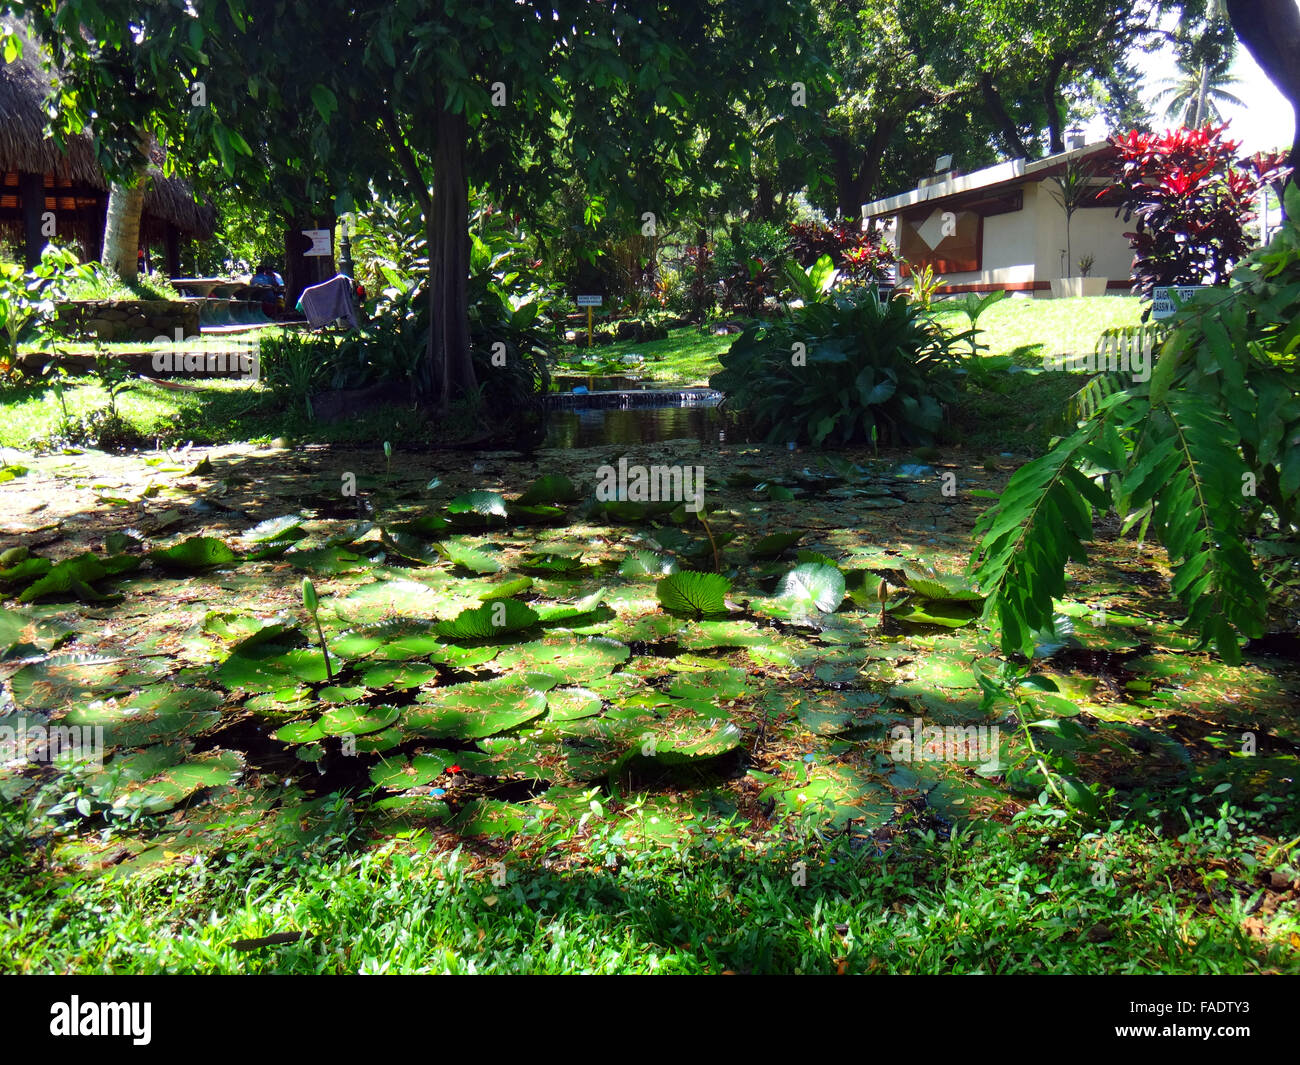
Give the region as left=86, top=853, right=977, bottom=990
left=577, top=294, right=602, bottom=347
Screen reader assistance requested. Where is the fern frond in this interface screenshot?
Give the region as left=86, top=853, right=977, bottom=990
left=1127, top=392, right=1268, bottom=662
left=971, top=393, right=1126, bottom=656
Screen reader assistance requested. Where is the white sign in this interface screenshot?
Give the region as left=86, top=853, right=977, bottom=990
left=576, top=294, right=603, bottom=307
left=1151, top=285, right=1206, bottom=320
left=302, top=228, right=332, bottom=257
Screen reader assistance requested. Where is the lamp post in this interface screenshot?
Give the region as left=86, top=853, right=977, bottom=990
left=338, top=214, right=355, bottom=278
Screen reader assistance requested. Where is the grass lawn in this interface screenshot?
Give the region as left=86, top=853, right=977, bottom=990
left=553, top=325, right=734, bottom=386
left=928, top=295, right=1145, bottom=362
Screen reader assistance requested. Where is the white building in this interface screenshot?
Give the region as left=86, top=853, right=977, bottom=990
left=861, top=142, right=1136, bottom=297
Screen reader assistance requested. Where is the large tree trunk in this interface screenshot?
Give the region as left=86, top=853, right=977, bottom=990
left=427, top=95, right=476, bottom=414
left=979, top=73, right=1031, bottom=159
left=100, top=129, right=152, bottom=277
left=1225, top=0, right=1300, bottom=203
left=1043, top=58, right=1068, bottom=155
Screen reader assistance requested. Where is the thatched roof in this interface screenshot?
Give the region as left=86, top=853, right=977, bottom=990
left=0, top=34, right=215, bottom=239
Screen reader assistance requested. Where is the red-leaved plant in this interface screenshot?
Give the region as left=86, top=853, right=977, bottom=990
left=788, top=219, right=894, bottom=282
left=1109, top=125, right=1290, bottom=300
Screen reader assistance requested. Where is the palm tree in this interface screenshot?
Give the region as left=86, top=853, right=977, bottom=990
left=1154, top=46, right=1245, bottom=127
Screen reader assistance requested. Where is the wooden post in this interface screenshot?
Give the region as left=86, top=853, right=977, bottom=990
left=164, top=224, right=181, bottom=278
left=587, top=305, right=593, bottom=347
left=19, top=172, right=45, bottom=267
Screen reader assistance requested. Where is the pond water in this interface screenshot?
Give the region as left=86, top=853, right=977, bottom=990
left=542, top=390, right=750, bottom=448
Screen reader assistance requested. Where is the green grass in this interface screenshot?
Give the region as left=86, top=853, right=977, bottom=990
left=929, top=295, right=1145, bottom=363
left=3, top=792, right=1294, bottom=974
left=0, top=376, right=430, bottom=450
left=554, top=326, right=734, bottom=386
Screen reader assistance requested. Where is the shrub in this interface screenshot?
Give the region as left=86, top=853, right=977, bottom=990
left=709, top=285, right=967, bottom=446
left=714, top=221, right=789, bottom=315
left=1109, top=125, right=1290, bottom=300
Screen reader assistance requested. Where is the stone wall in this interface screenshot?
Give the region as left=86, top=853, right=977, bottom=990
left=53, top=300, right=201, bottom=343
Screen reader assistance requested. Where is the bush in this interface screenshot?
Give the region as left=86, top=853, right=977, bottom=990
left=1110, top=125, right=1290, bottom=300
left=709, top=286, right=966, bottom=446
left=714, top=221, right=789, bottom=315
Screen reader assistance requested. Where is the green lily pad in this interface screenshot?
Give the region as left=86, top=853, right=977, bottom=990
left=493, top=636, right=630, bottom=681
left=407, top=682, right=548, bottom=740
left=149, top=536, right=239, bottom=570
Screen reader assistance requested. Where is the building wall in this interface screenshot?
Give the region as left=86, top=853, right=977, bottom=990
left=1034, top=192, right=1134, bottom=286
left=886, top=180, right=1135, bottom=295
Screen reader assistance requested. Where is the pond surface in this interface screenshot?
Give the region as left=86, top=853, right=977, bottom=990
left=542, top=390, right=750, bottom=448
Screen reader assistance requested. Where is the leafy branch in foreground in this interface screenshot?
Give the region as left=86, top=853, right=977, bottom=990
left=970, top=184, right=1300, bottom=664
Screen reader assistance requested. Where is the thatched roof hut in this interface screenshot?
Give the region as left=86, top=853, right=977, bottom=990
left=0, top=34, right=215, bottom=271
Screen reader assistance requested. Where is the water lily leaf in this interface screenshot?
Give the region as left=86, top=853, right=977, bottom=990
left=535, top=587, right=607, bottom=624
left=751, top=532, right=803, bottom=559
left=407, top=682, right=548, bottom=739
left=516, top=474, right=580, bottom=506
left=245, top=514, right=307, bottom=543
left=437, top=539, right=502, bottom=574
left=61, top=688, right=222, bottom=749
left=331, top=579, right=441, bottom=621
left=479, top=576, right=534, bottom=600
left=286, top=547, right=369, bottom=575
left=10, top=654, right=129, bottom=709
left=776, top=563, right=845, bottom=614
left=369, top=751, right=453, bottom=791
left=493, top=636, right=630, bottom=681
left=455, top=736, right=556, bottom=778
left=103, top=747, right=244, bottom=815
left=16, top=553, right=110, bottom=602
left=216, top=646, right=331, bottom=691
left=316, top=703, right=401, bottom=736
left=657, top=571, right=731, bottom=616
left=887, top=599, right=981, bottom=628
left=435, top=599, right=540, bottom=639
left=546, top=686, right=603, bottom=721
left=446, top=491, right=508, bottom=519
left=619, top=550, right=678, bottom=577
left=900, top=571, right=984, bottom=602
left=381, top=530, right=442, bottom=564
left=389, top=513, right=450, bottom=539
left=273, top=719, right=325, bottom=744
left=641, top=721, right=743, bottom=765
left=359, top=661, right=441, bottom=689
left=149, top=536, right=239, bottom=571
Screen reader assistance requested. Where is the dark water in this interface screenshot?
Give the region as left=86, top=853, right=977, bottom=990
left=543, top=401, right=750, bottom=448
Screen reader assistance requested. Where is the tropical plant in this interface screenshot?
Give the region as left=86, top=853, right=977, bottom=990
left=1047, top=157, right=1104, bottom=280
left=900, top=262, right=941, bottom=310
left=1077, top=253, right=1095, bottom=278
left=1109, top=125, right=1290, bottom=300
left=710, top=284, right=970, bottom=447
left=0, top=246, right=91, bottom=374
left=950, top=289, right=1009, bottom=355
left=969, top=184, right=1300, bottom=665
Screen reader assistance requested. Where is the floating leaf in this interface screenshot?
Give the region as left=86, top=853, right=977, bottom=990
left=446, top=491, right=508, bottom=519
left=149, top=536, right=239, bottom=570
left=436, top=599, right=539, bottom=640
left=516, top=474, right=580, bottom=506
left=657, top=571, right=731, bottom=616
left=776, top=563, right=845, bottom=614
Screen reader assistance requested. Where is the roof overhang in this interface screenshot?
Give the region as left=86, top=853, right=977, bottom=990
left=861, top=141, right=1116, bottom=221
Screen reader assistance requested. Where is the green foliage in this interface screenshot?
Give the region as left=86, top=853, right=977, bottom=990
left=710, top=286, right=967, bottom=446
left=0, top=246, right=90, bottom=374
left=972, top=187, right=1300, bottom=664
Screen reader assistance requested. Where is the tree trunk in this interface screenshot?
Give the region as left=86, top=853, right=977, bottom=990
left=100, top=128, right=152, bottom=278
left=979, top=73, right=1031, bottom=159
left=1225, top=0, right=1300, bottom=197
left=428, top=95, right=476, bottom=414
left=1043, top=58, right=1068, bottom=155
